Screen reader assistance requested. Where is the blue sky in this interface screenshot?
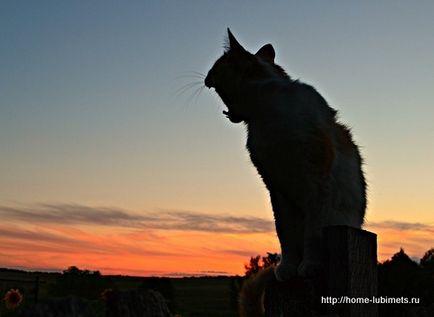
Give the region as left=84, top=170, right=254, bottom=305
left=0, top=1, right=433, bottom=273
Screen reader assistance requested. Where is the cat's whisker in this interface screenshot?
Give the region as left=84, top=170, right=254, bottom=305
left=190, top=85, right=206, bottom=106
left=181, top=71, right=206, bottom=78
left=173, top=81, right=203, bottom=98
left=183, top=84, right=204, bottom=107
left=175, top=74, right=206, bottom=80
left=171, top=71, right=207, bottom=109
left=176, top=71, right=206, bottom=80
left=171, top=80, right=206, bottom=109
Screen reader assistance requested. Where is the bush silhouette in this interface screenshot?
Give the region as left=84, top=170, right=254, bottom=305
left=378, top=248, right=434, bottom=316
left=48, top=266, right=114, bottom=300
left=244, top=252, right=279, bottom=277
left=420, top=248, right=434, bottom=269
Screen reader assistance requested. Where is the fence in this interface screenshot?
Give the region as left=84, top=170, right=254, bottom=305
left=0, top=276, right=41, bottom=303
left=264, top=225, right=378, bottom=317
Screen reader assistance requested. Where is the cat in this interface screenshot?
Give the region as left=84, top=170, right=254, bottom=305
left=204, top=29, right=367, bottom=284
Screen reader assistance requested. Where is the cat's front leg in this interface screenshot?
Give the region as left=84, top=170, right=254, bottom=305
left=297, top=201, right=325, bottom=277
left=297, top=236, right=323, bottom=277
left=270, top=192, right=302, bottom=281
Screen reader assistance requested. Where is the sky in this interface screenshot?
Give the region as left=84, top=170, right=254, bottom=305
left=1, top=1, right=433, bottom=276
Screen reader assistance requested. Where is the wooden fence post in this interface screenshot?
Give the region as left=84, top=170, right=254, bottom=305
left=324, top=226, right=378, bottom=317
left=264, top=225, right=378, bottom=317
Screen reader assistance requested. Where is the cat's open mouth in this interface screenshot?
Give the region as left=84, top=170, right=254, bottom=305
left=206, top=82, right=243, bottom=123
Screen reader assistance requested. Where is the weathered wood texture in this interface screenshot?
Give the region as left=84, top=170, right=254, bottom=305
left=264, top=276, right=325, bottom=317
left=264, top=226, right=378, bottom=317
left=324, top=226, right=378, bottom=317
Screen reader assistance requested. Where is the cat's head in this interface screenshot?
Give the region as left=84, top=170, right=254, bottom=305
left=205, top=29, right=288, bottom=123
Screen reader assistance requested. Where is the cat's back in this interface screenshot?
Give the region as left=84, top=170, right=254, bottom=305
left=246, top=80, right=337, bottom=152
left=246, top=79, right=366, bottom=213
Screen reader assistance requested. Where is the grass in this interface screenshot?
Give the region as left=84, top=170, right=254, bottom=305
left=173, top=277, right=238, bottom=317
left=0, top=268, right=240, bottom=316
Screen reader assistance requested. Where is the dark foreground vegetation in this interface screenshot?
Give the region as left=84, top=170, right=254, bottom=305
left=0, top=266, right=240, bottom=317
left=1, top=248, right=433, bottom=316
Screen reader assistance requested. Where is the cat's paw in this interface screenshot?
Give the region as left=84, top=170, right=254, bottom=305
left=297, top=260, right=323, bottom=277
left=274, top=262, right=297, bottom=281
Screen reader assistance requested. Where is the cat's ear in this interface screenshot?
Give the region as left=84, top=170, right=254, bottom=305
left=255, top=44, right=275, bottom=64
left=227, top=28, right=245, bottom=53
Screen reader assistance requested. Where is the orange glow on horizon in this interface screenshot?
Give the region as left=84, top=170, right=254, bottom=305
left=1, top=217, right=433, bottom=277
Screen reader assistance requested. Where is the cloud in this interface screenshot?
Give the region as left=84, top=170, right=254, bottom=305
left=365, top=220, right=434, bottom=261
left=0, top=204, right=274, bottom=234
left=220, top=249, right=264, bottom=257
left=366, top=220, right=434, bottom=233
left=0, top=224, right=181, bottom=257
left=2, top=204, right=433, bottom=276
left=159, top=270, right=232, bottom=277
left=147, top=210, right=274, bottom=233
left=0, top=226, right=78, bottom=245
left=0, top=203, right=277, bottom=275
left=2, top=204, right=432, bottom=237
left=0, top=204, right=145, bottom=228
left=0, top=225, right=118, bottom=255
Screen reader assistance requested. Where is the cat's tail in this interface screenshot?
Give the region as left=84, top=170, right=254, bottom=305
left=238, top=266, right=276, bottom=317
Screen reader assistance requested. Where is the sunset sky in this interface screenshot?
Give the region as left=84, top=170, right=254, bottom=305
left=1, top=1, right=433, bottom=276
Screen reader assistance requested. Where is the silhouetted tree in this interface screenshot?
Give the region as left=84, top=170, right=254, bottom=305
left=390, top=248, right=419, bottom=268
left=262, top=252, right=279, bottom=268
left=378, top=248, right=434, bottom=317
left=63, top=266, right=101, bottom=276
left=63, top=266, right=81, bottom=275
left=420, top=248, right=434, bottom=268
left=379, top=248, right=418, bottom=293
left=49, top=266, right=114, bottom=299
left=244, top=255, right=262, bottom=278
left=244, top=253, right=280, bottom=277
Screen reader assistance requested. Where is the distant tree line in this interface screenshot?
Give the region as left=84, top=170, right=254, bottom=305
left=378, top=248, right=434, bottom=316
left=48, top=266, right=114, bottom=299
left=244, top=252, right=279, bottom=278
left=47, top=266, right=176, bottom=310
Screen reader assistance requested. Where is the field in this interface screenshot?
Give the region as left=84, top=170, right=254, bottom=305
left=0, top=268, right=240, bottom=316
left=171, top=277, right=238, bottom=317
